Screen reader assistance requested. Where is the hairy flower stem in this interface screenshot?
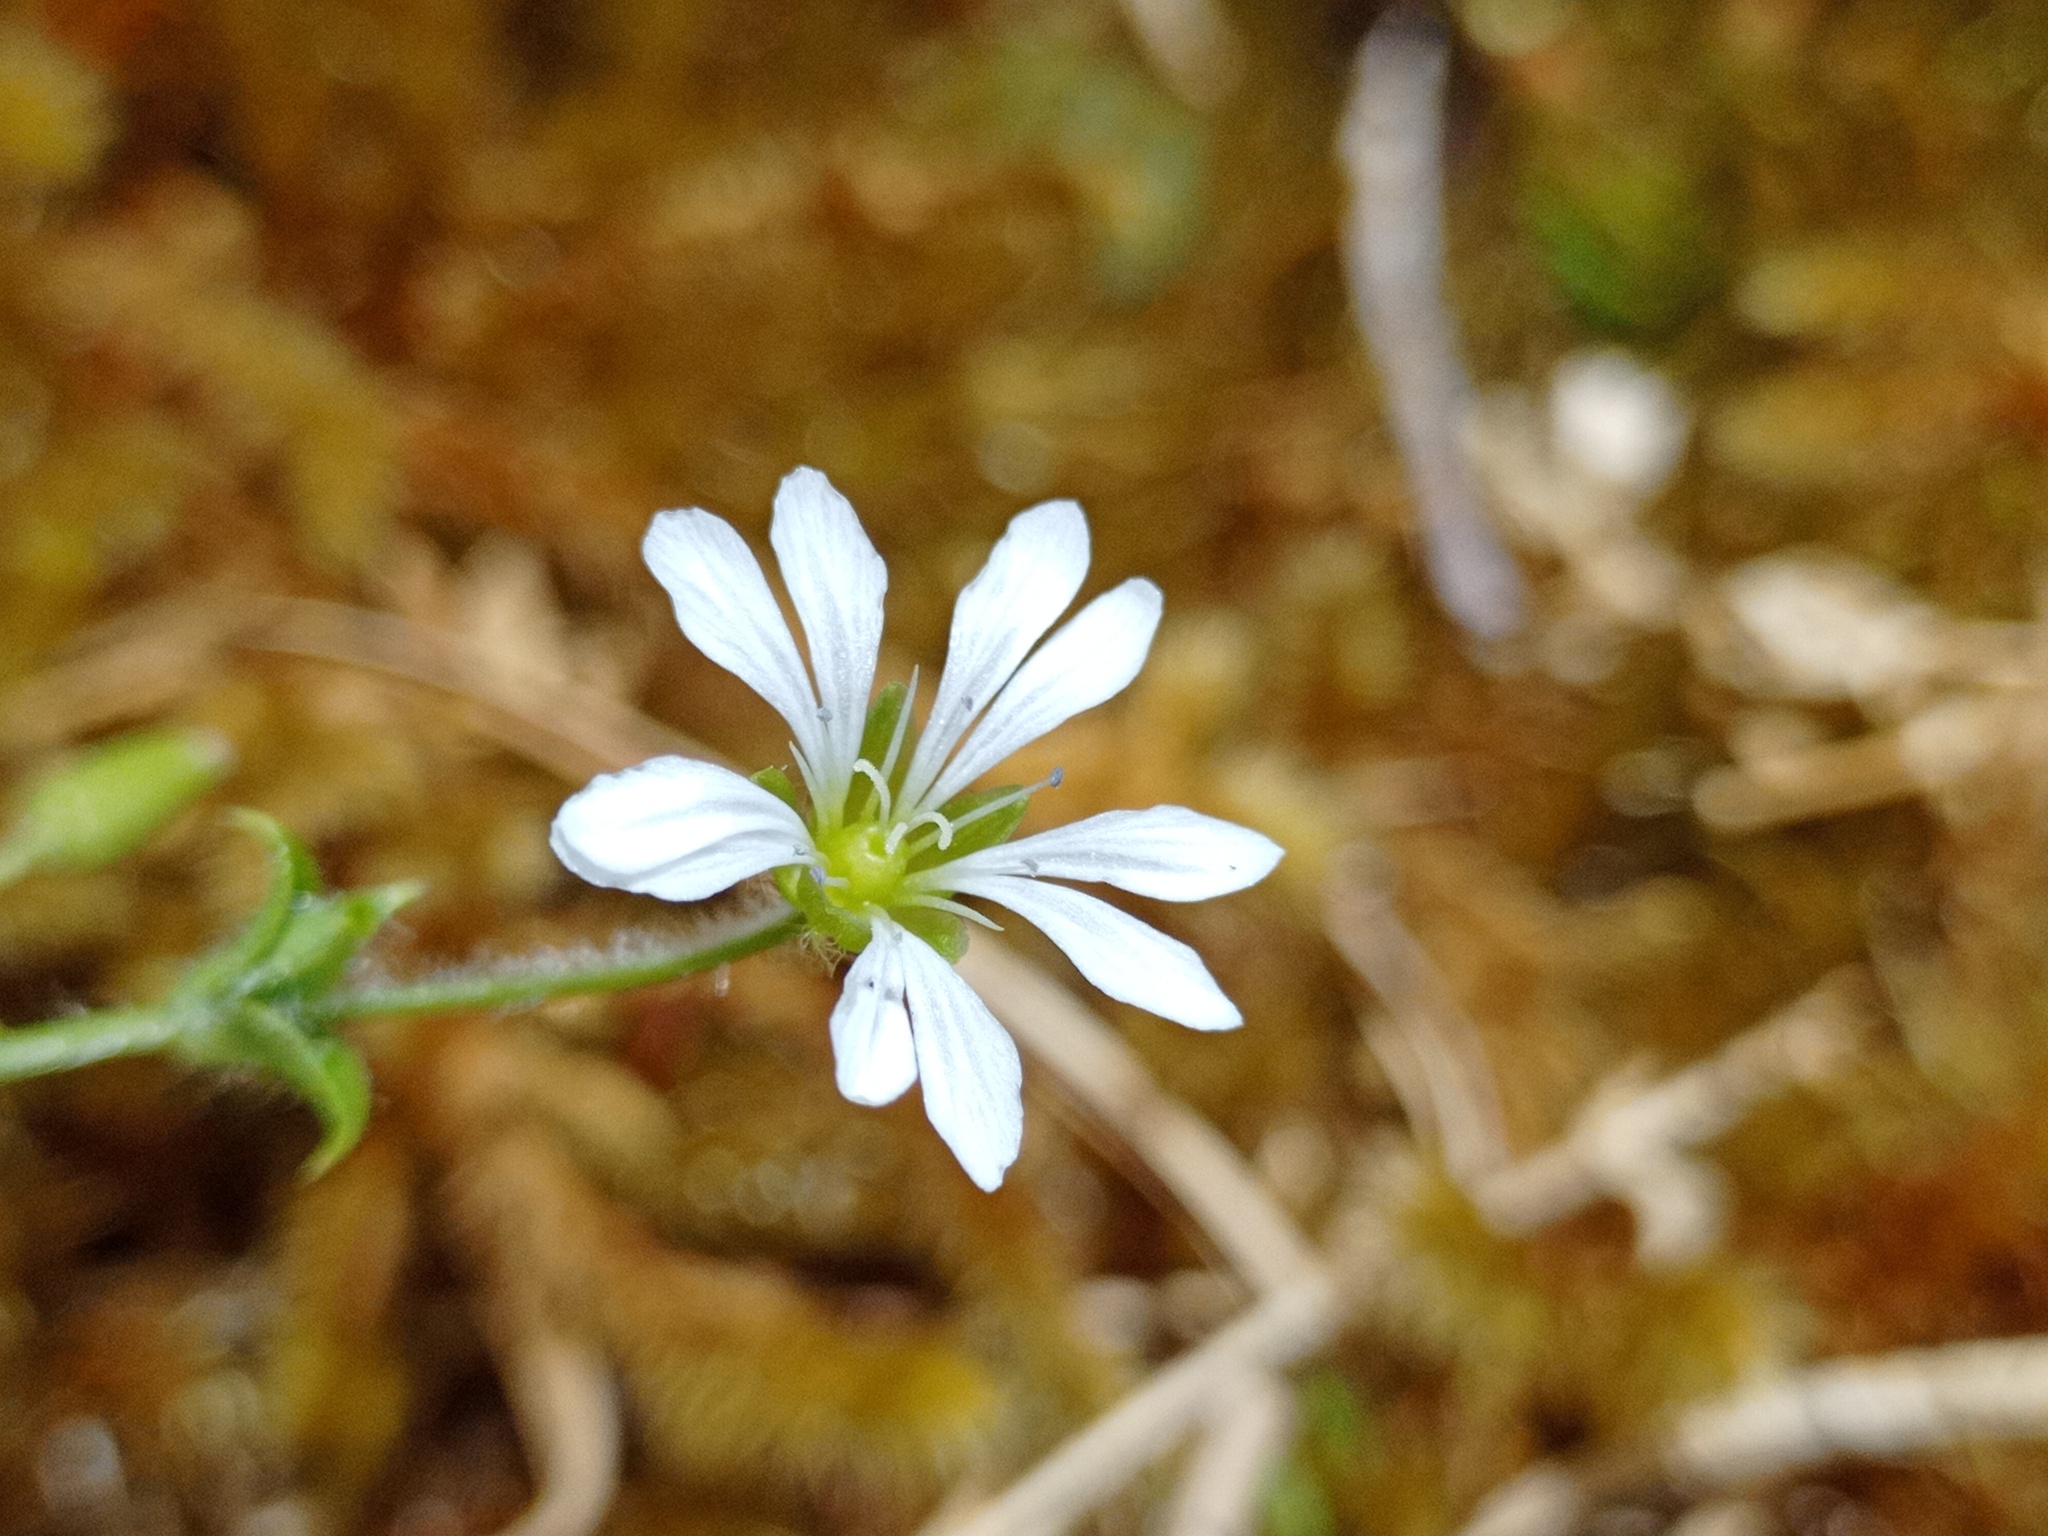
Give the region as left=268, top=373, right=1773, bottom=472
left=316, top=902, right=804, bottom=1022
left=0, top=1005, right=193, bottom=1080
left=0, top=900, right=802, bottom=1084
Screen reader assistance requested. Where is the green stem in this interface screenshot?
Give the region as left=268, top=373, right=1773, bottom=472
left=0, top=1005, right=192, bottom=1081
left=318, top=902, right=805, bottom=1022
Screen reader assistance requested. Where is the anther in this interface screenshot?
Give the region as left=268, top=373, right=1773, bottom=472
left=943, top=769, right=1066, bottom=840
left=878, top=667, right=920, bottom=783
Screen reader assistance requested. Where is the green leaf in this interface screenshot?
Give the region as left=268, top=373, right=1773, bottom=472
left=0, top=726, right=233, bottom=887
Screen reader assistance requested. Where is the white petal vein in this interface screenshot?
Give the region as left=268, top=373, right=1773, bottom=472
left=919, top=577, right=1162, bottom=813
left=769, top=467, right=886, bottom=796
left=897, top=500, right=1090, bottom=814
left=890, top=918, right=1024, bottom=1191
left=548, top=756, right=813, bottom=902
left=643, top=508, right=826, bottom=778
left=940, top=806, right=1283, bottom=900
left=948, top=872, right=1242, bottom=1031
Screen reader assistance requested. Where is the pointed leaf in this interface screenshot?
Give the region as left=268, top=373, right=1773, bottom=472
left=178, top=810, right=322, bottom=1000
left=244, top=882, right=422, bottom=1002
left=199, top=1002, right=373, bottom=1178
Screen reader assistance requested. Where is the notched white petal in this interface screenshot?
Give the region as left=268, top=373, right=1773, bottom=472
left=922, top=577, right=1163, bottom=812
left=890, top=919, right=1024, bottom=1191
left=769, top=467, right=887, bottom=787
left=898, top=499, right=1090, bottom=813
left=950, top=873, right=1241, bottom=1031
left=942, top=806, right=1283, bottom=900
left=830, top=927, right=917, bottom=1106
left=643, top=508, right=823, bottom=769
left=549, top=756, right=812, bottom=903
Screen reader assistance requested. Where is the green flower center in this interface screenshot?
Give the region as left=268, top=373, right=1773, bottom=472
left=816, top=819, right=910, bottom=912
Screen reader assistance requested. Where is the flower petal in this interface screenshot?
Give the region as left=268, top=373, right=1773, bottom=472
left=919, top=577, right=1162, bottom=814
left=947, top=873, right=1241, bottom=1031
left=769, top=468, right=886, bottom=792
left=829, top=925, right=917, bottom=1106
left=550, top=756, right=812, bottom=902
left=897, top=500, right=1090, bottom=814
left=887, top=917, right=1023, bottom=1190
left=643, top=507, right=824, bottom=772
left=940, top=806, right=1283, bottom=900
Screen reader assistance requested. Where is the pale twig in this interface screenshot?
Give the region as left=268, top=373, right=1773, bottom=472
left=1454, top=1465, right=1585, bottom=1536
left=959, top=938, right=1322, bottom=1297
left=926, top=1273, right=1336, bottom=1536
left=1693, top=695, right=2012, bottom=834
left=482, top=1275, right=624, bottom=1536
left=1338, top=6, right=1525, bottom=641
left=1470, top=967, right=1871, bottom=1266
left=0, top=594, right=243, bottom=751
left=1117, top=0, right=1242, bottom=107
left=1458, top=1333, right=2048, bottom=1535
left=1664, top=1333, right=2048, bottom=1487
left=1324, top=841, right=1511, bottom=1186
left=247, top=593, right=709, bottom=783
left=1165, top=1371, right=1297, bottom=1536
left=938, top=943, right=1342, bottom=1535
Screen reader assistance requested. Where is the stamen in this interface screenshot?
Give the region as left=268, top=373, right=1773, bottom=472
left=885, top=809, right=955, bottom=856
left=901, top=892, right=1003, bottom=931
left=878, top=666, right=920, bottom=784
left=850, top=758, right=894, bottom=822
left=787, top=739, right=826, bottom=810
left=942, top=768, right=1066, bottom=839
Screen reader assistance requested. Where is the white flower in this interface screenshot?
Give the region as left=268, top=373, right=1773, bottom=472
left=550, top=467, right=1282, bottom=1190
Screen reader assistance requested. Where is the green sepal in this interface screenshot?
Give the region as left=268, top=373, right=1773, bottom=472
left=752, top=765, right=803, bottom=813
left=858, top=683, right=913, bottom=773
left=776, top=862, right=872, bottom=954
left=240, top=881, right=422, bottom=1003
left=0, top=726, right=233, bottom=887
left=895, top=904, right=968, bottom=964
left=907, top=785, right=1030, bottom=871
left=175, top=1000, right=372, bottom=1178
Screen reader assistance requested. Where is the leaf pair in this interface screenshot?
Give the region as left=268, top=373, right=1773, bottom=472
left=166, top=811, right=419, bottom=1176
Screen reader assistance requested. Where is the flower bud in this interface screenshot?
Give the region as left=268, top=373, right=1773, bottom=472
left=0, top=726, right=234, bottom=885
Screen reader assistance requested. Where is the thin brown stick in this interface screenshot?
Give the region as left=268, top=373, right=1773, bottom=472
left=924, top=1274, right=1337, bottom=1536
left=0, top=589, right=712, bottom=782
left=1324, top=840, right=1511, bottom=1185
left=483, top=1279, right=624, bottom=1536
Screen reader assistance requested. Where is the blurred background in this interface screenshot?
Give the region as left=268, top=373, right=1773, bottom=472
left=2, top=0, right=2048, bottom=1532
